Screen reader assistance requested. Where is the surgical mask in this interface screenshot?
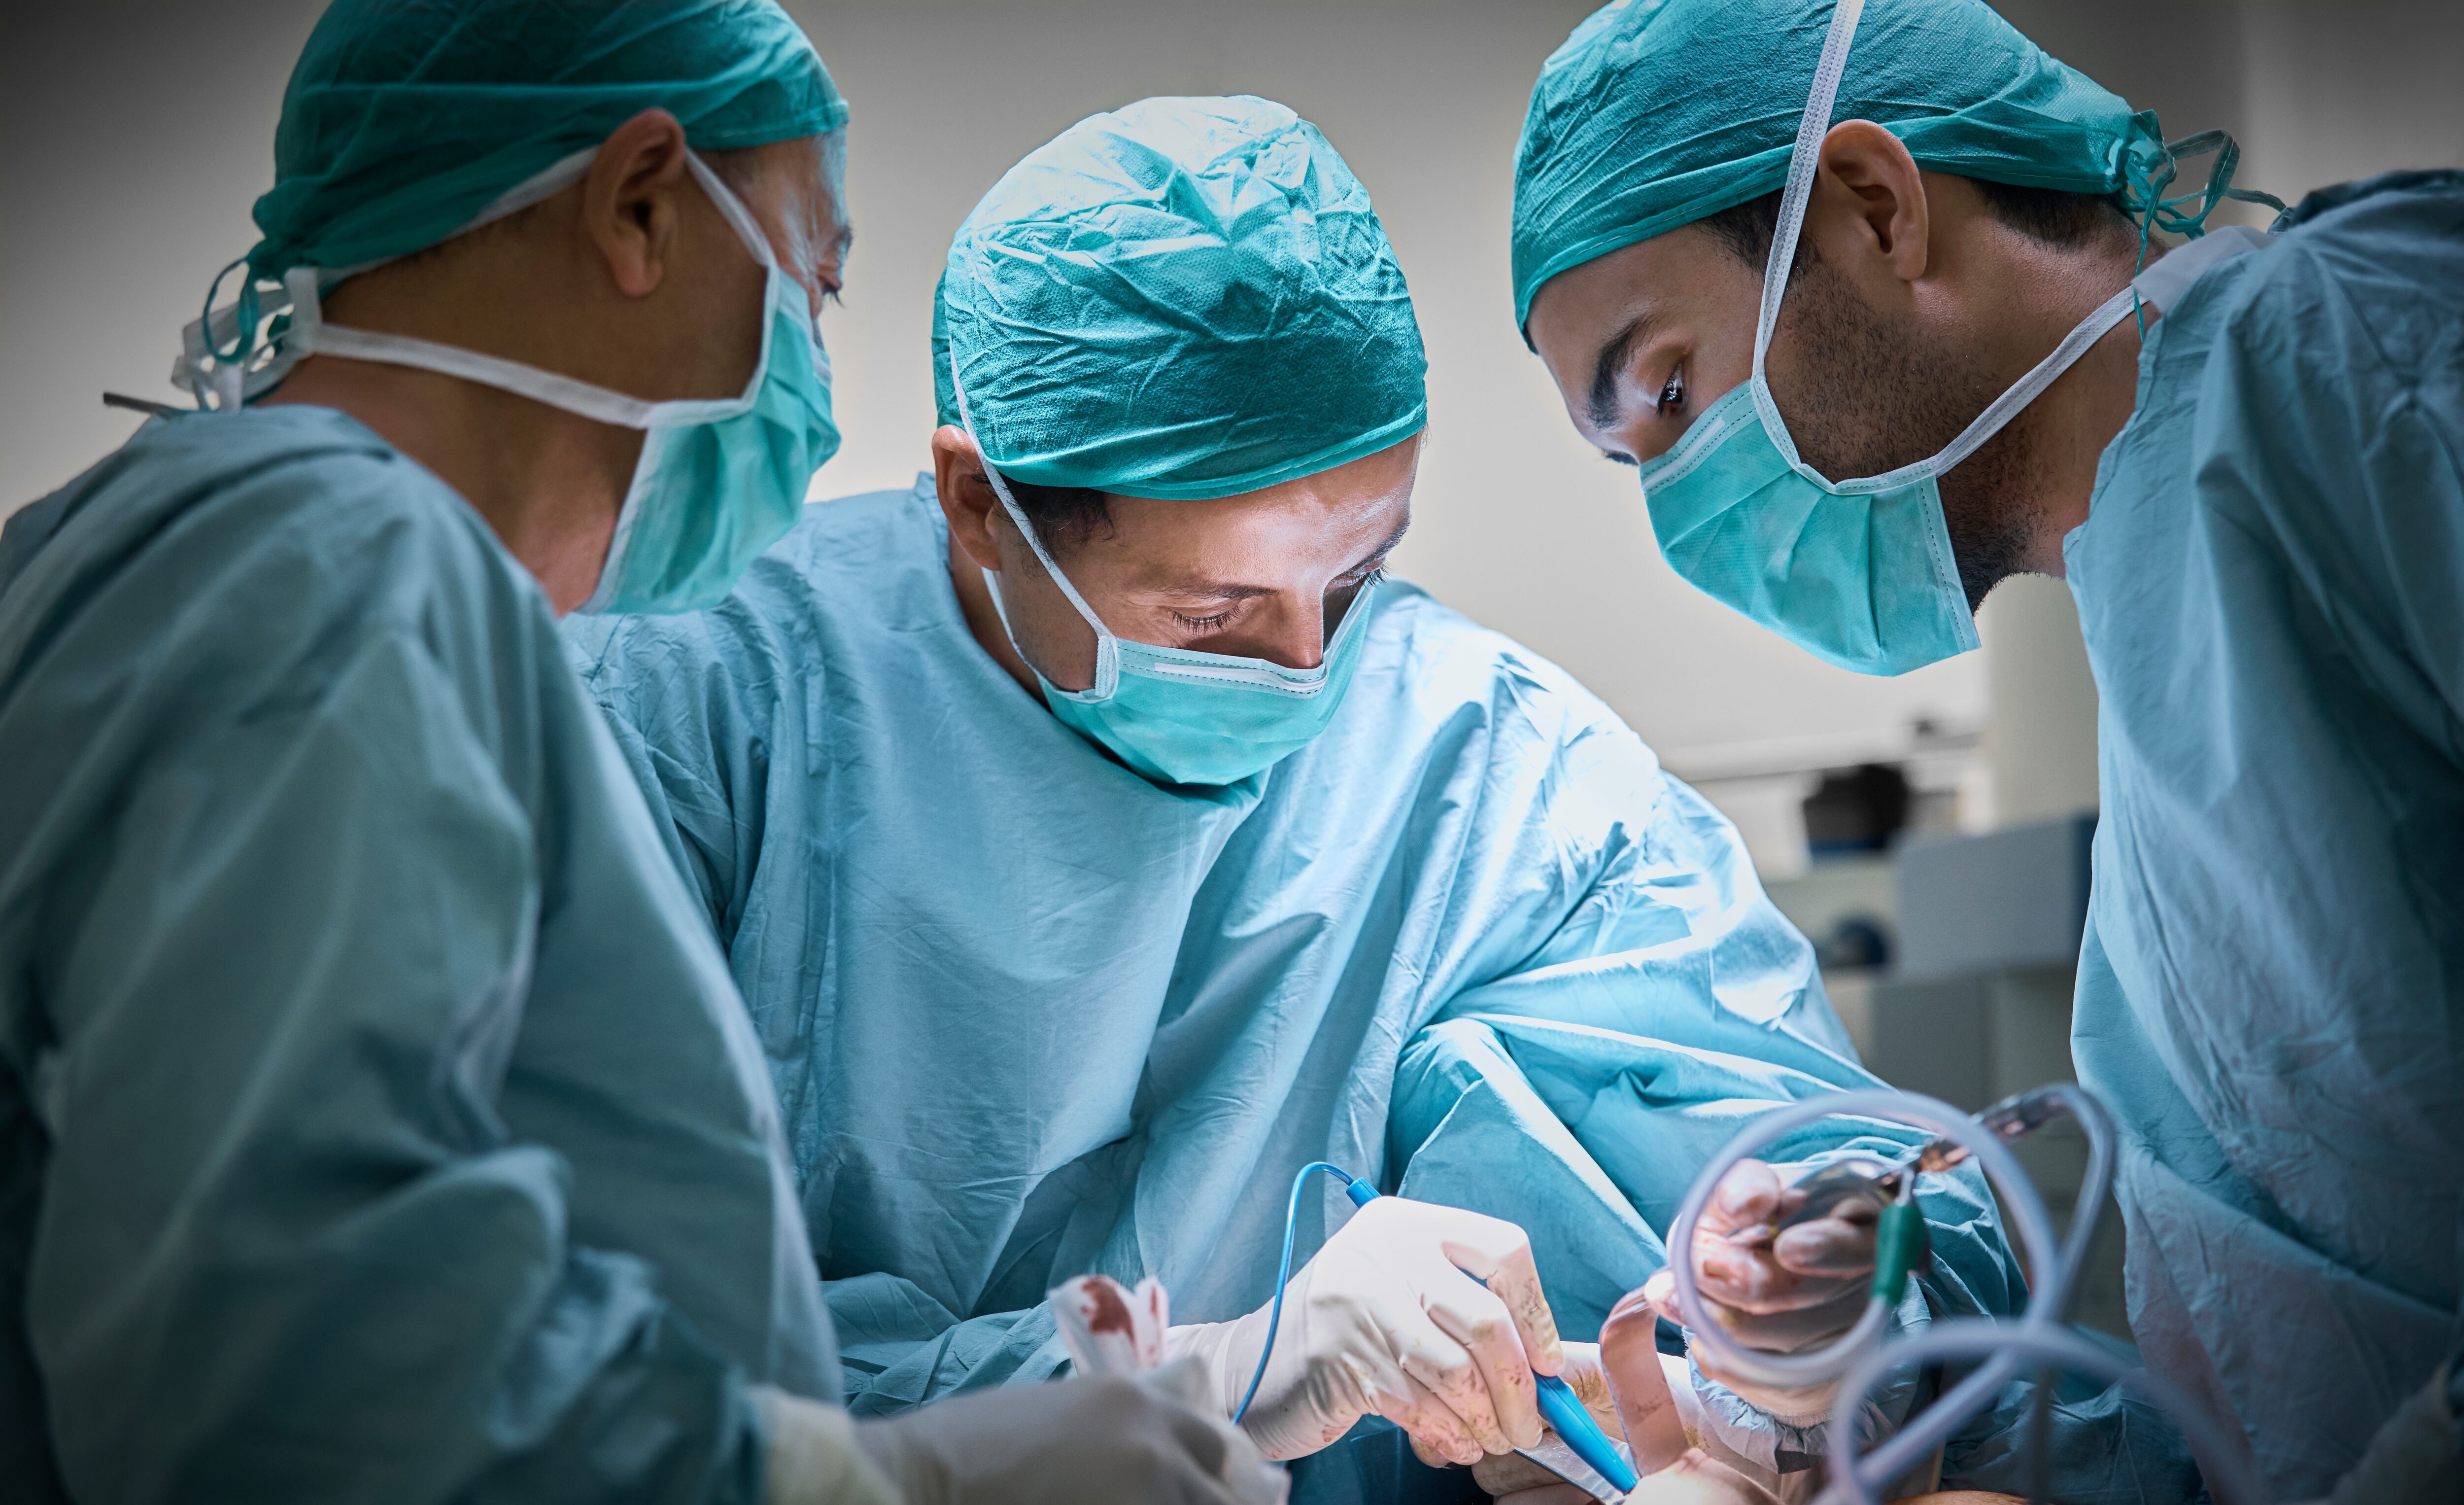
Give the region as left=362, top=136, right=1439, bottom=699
left=1636, top=0, right=2136, bottom=676
left=179, top=150, right=838, bottom=616
left=950, top=359, right=1377, bottom=788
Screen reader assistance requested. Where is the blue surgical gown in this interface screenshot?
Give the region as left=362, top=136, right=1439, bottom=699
left=0, top=407, right=835, bottom=1505
left=567, top=479, right=2196, bottom=1497
left=2068, top=171, right=2464, bottom=1499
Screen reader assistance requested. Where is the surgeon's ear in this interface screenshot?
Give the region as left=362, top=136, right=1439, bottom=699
left=584, top=108, right=694, bottom=300
left=1813, top=120, right=1930, bottom=285
left=932, top=425, right=1008, bottom=572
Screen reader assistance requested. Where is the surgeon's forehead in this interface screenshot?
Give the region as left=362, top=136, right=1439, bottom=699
left=723, top=135, right=852, bottom=252
left=1530, top=235, right=1679, bottom=350
left=1096, top=463, right=1413, bottom=594
left=1133, top=510, right=1409, bottom=587
left=1527, top=228, right=1745, bottom=427
left=788, top=135, right=854, bottom=255
left=1528, top=258, right=1664, bottom=418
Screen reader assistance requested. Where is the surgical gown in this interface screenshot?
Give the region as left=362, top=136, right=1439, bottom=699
left=568, top=478, right=2197, bottom=1498
left=0, top=407, right=835, bottom=1505
left=2067, top=170, right=2464, bottom=1500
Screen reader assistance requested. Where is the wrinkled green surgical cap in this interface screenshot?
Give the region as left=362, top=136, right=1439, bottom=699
left=934, top=96, right=1426, bottom=502
left=248, top=0, right=846, bottom=283
left=1511, top=0, right=2162, bottom=329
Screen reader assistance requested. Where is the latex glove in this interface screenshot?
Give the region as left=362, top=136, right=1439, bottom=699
left=1169, top=1194, right=1565, bottom=1465
left=1461, top=1341, right=1618, bottom=1501
left=1643, top=1158, right=1877, bottom=1420
left=774, top=1373, right=1272, bottom=1505
left=1465, top=1366, right=1776, bottom=1504
left=1470, top=1291, right=1779, bottom=1505
left=753, top=1387, right=901, bottom=1505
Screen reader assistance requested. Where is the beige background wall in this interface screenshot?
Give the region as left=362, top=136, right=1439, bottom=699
left=6, top=0, right=2457, bottom=854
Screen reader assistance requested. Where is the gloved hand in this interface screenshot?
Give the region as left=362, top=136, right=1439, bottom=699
left=1463, top=1341, right=1617, bottom=1503
left=1642, top=1158, right=1877, bottom=1420
left=1168, top=1194, right=1565, bottom=1465
left=765, top=1373, right=1273, bottom=1505
left=1468, top=1291, right=1780, bottom=1505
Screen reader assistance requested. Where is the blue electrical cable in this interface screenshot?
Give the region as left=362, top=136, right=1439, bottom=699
left=1232, top=1161, right=1365, bottom=1424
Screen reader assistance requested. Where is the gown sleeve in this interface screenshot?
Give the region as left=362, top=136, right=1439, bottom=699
left=26, top=623, right=768, bottom=1505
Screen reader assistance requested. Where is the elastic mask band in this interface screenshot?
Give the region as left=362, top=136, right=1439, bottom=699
left=1742, top=0, right=2143, bottom=494
left=947, top=353, right=1124, bottom=698
left=1751, top=0, right=1865, bottom=381
left=180, top=153, right=781, bottom=421
left=177, top=146, right=783, bottom=413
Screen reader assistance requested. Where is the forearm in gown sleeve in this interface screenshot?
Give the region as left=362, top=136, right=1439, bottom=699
left=28, top=632, right=765, bottom=1505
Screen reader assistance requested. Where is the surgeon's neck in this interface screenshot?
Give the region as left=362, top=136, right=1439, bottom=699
left=267, top=354, right=639, bottom=614
left=1991, top=244, right=2152, bottom=578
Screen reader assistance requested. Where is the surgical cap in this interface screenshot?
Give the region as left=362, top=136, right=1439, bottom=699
left=1510, top=0, right=2159, bottom=328
left=934, top=96, right=1427, bottom=502
left=248, top=0, right=847, bottom=282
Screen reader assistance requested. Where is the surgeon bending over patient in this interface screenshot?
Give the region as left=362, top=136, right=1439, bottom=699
left=0, top=5, right=1259, bottom=1503
left=1510, top=0, right=2463, bottom=1498
left=570, top=96, right=2187, bottom=1502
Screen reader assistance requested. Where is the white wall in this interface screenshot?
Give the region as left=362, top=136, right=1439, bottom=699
left=5, top=0, right=2458, bottom=804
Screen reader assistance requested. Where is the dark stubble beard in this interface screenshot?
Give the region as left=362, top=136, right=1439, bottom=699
left=1765, top=258, right=2046, bottom=612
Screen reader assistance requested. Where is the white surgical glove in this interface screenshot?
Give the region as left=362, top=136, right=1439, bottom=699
left=1472, top=1292, right=1785, bottom=1505
left=759, top=1374, right=1273, bottom=1505
left=1167, top=1194, right=1565, bottom=1465
left=753, top=1388, right=901, bottom=1505
left=1644, top=1158, right=1879, bottom=1420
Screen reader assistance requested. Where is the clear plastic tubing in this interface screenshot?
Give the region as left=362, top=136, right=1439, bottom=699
left=1660, top=1085, right=2260, bottom=1504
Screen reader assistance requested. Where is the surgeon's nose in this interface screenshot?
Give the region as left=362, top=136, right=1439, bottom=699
left=1244, top=596, right=1327, bottom=671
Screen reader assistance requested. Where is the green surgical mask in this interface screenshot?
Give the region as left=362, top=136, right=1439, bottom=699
left=953, top=360, right=1375, bottom=788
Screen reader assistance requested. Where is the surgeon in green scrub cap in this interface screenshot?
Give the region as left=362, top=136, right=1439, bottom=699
left=0, top=4, right=1265, bottom=1502
left=931, top=95, right=1428, bottom=786
left=1512, top=0, right=2464, bottom=1499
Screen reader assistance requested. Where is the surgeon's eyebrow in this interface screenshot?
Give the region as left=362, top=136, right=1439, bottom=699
left=1349, top=517, right=1411, bottom=575
left=1155, top=519, right=1411, bottom=601
left=1165, top=580, right=1281, bottom=603
left=1587, top=308, right=1664, bottom=433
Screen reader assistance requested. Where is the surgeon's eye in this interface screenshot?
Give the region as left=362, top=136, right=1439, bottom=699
left=1655, top=366, right=1686, bottom=415
left=1174, top=608, right=1235, bottom=631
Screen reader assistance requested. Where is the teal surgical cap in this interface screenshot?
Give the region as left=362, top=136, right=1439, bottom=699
left=1510, top=0, right=2166, bottom=328
left=934, top=96, right=1427, bottom=502
left=248, top=0, right=847, bottom=283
